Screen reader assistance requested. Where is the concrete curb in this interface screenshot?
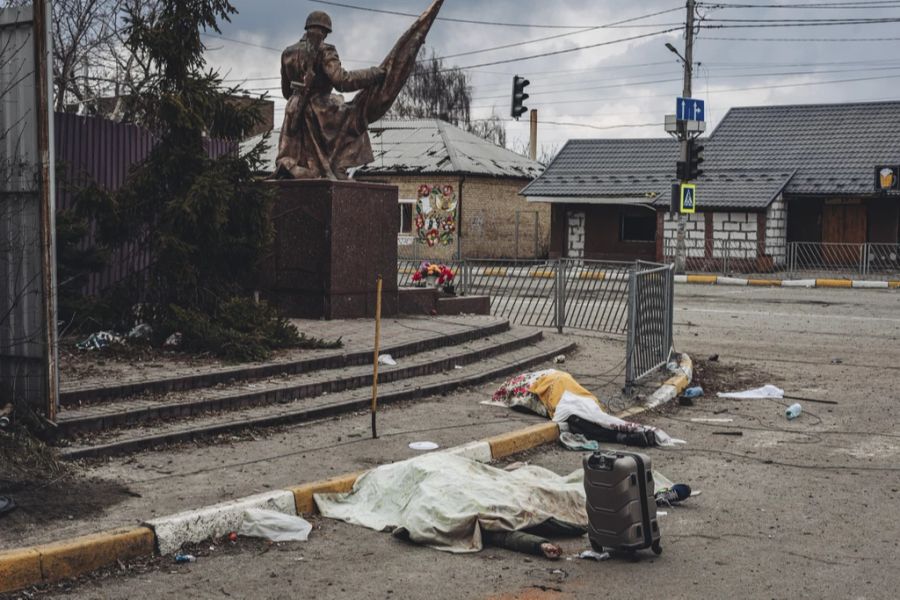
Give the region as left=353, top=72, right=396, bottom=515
left=675, top=274, right=898, bottom=289
left=0, top=356, right=691, bottom=593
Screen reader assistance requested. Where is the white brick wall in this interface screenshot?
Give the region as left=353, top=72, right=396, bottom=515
left=664, top=210, right=762, bottom=260
left=567, top=210, right=585, bottom=259
left=765, top=194, right=788, bottom=266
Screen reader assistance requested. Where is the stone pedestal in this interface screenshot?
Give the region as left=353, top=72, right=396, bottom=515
left=262, top=180, right=399, bottom=319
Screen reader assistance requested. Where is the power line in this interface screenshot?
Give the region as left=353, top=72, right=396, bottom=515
left=700, top=0, right=900, bottom=7
left=470, top=63, right=900, bottom=101
left=700, top=17, right=900, bottom=27
left=309, top=0, right=678, bottom=29
left=469, top=72, right=900, bottom=109
left=703, top=34, right=900, bottom=40
left=445, top=28, right=684, bottom=72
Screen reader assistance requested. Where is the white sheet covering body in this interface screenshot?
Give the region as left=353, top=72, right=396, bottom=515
left=315, top=453, right=587, bottom=553
left=315, top=453, right=675, bottom=553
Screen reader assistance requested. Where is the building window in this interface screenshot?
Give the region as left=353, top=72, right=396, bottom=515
left=399, top=200, right=414, bottom=234
left=621, top=212, right=656, bottom=242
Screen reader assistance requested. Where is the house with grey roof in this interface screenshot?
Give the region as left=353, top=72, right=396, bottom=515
left=522, top=100, right=900, bottom=271
left=354, top=119, right=546, bottom=260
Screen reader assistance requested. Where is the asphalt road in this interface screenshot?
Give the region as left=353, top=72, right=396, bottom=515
left=24, top=286, right=900, bottom=600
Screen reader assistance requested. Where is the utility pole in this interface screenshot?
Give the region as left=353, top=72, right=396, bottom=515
left=529, top=109, right=538, bottom=162
left=674, top=0, right=696, bottom=275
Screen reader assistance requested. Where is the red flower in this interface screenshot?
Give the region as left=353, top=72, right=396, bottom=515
left=412, top=271, right=422, bottom=282
left=425, top=229, right=439, bottom=247
left=414, top=214, right=425, bottom=230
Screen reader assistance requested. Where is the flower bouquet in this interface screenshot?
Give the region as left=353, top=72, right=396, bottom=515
left=411, top=261, right=455, bottom=293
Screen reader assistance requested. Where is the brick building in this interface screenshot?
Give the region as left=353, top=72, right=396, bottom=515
left=355, top=119, right=546, bottom=260
left=522, top=100, right=900, bottom=271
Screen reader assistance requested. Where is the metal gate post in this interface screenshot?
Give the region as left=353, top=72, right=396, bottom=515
left=624, top=265, right=638, bottom=393
left=555, top=258, right=566, bottom=334
left=460, top=259, right=468, bottom=296
left=666, top=266, right=675, bottom=360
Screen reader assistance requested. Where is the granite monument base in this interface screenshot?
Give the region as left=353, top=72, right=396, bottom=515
left=262, top=180, right=399, bottom=320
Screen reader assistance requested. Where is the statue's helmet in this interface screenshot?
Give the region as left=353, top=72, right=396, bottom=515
left=305, top=11, right=333, bottom=33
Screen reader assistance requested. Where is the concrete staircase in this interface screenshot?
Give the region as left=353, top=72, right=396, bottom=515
left=56, top=318, right=573, bottom=459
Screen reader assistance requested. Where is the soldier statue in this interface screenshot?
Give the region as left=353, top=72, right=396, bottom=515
left=274, top=2, right=444, bottom=180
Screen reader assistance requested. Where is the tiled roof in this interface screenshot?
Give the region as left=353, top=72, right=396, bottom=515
left=522, top=100, right=900, bottom=208
left=356, top=119, right=544, bottom=179
left=708, top=101, right=900, bottom=196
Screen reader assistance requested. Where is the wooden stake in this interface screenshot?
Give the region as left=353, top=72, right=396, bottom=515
left=371, top=275, right=383, bottom=439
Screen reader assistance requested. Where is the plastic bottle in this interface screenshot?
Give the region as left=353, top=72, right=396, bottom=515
left=785, top=403, right=802, bottom=420
left=174, top=554, right=196, bottom=564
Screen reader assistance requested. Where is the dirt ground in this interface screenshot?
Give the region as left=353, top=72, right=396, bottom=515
left=3, top=286, right=899, bottom=599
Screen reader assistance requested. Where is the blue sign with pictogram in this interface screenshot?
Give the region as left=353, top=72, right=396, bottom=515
left=676, top=97, right=705, bottom=122
left=680, top=184, right=697, bottom=214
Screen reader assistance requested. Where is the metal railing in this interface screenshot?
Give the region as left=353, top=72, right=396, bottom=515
left=399, top=258, right=675, bottom=388
left=661, top=239, right=900, bottom=279
left=661, top=238, right=787, bottom=274
left=787, top=242, right=900, bottom=278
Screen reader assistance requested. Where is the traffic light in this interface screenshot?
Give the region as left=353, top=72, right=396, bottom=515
left=676, top=140, right=705, bottom=181
left=511, top=75, right=530, bottom=120
left=687, top=139, right=705, bottom=180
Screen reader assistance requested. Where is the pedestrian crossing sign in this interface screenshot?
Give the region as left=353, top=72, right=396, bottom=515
left=680, top=184, right=697, bottom=214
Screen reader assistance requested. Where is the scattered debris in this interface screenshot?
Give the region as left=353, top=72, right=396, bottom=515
left=830, top=357, right=843, bottom=365
left=559, top=432, right=599, bottom=452
left=682, top=386, right=704, bottom=399
left=164, top=332, right=183, bottom=348
left=238, top=509, right=312, bottom=543
left=578, top=549, right=611, bottom=561
left=785, top=403, right=802, bottom=420
left=76, top=331, right=124, bottom=351
left=713, top=431, right=743, bottom=436
left=174, top=554, right=196, bottom=563
left=0, top=496, right=16, bottom=518
left=228, top=532, right=238, bottom=543
left=717, top=384, right=784, bottom=400
left=408, top=441, right=439, bottom=451
left=127, top=323, right=153, bottom=341
left=679, top=396, right=694, bottom=407
left=553, top=354, right=566, bottom=364
left=378, top=354, right=397, bottom=366
left=655, top=483, right=692, bottom=507
left=690, top=417, right=733, bottom=423
left=707, top=354, right=719, bottom=362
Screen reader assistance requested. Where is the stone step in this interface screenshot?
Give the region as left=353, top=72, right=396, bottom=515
left=56, top=328, right=544, bottom=438
left=58, top=336, right=575, bottom=460
left=60, top=317, right=510, bottom=406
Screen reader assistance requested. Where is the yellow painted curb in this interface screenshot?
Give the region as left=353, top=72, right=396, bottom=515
left=290, top=472, right=363, bottom=515
left=483, top=267, right=508, bottom=277
left=529, top=270, right=555, bottom=279
left=747, top=279, right=782, bottom=287
left=888, top=281, right=900, bottom=289
left=485, top=422, right=560, bottom=460
left=686, top=275, right=718, bottom=285
left=579, top=271, right=606, bottom=281
left=816, top=279, right=853, bottom=288
left=38, top=527, right=155, bottom=583
left=0, top=548, right=42, bottom=594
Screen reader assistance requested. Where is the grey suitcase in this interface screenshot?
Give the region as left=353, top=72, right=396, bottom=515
left=582, top=450, right=662, bottom=555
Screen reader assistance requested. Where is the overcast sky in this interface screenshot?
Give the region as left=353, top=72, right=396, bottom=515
left=204, top=0, right=900, bottom=155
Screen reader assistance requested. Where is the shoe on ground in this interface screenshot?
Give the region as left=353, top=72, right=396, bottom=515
left=655, top=483, right=692, bottom=506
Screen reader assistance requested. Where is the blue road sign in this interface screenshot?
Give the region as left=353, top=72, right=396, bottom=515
left=676, top=97, right=705, bottom=122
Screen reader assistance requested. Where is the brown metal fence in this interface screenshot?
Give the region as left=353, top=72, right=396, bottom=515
left=54, top=113, right=235, bottom=296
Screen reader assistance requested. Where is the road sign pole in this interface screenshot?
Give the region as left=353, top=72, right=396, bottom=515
left=674, top=0, right=696, bottom=275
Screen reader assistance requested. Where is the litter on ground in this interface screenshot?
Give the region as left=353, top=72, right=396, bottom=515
left=716, top=384, right=784, bottom=399
left=237, top=508, right=312, bottom=543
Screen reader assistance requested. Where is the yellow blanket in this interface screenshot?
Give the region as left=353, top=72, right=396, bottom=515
left=528, top=370, right=606, bottom=418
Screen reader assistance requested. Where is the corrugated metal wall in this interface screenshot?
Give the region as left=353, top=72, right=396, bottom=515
left=55, top=113, right=237, bottom=296
left=0, top=5, right=48, bottom=408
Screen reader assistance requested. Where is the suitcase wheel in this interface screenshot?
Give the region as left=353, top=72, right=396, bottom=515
left=651, top=541, right=662, bottom=555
